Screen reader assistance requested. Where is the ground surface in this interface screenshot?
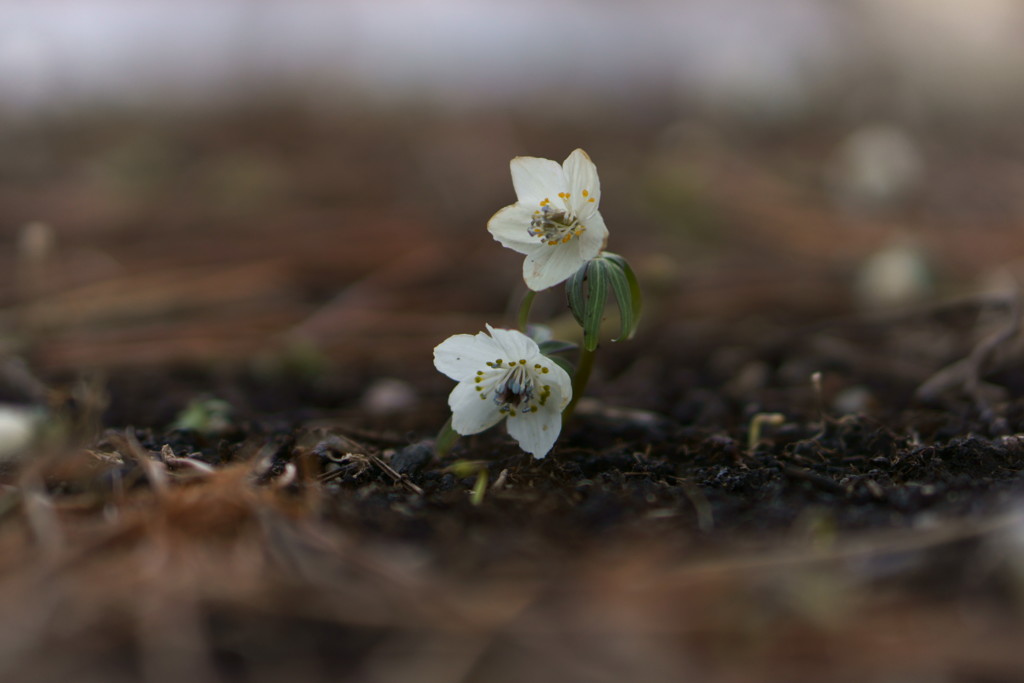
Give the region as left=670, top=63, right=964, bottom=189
left=2, top=107, right=1024, bottom=681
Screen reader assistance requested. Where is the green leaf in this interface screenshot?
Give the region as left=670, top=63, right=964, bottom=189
left=172, top=396, right=233, bottom=435
left=538, top=339, right=578, bottom=355
left=445, top=459, right=486, bottom=477
left=601, top=252, right=642, bottom=340
left=547, top=354, right=576, bottom=378
left=565, top=265, right=587, bottom=327
left=470, top=468, right=489, bottom=506
left=583, top=258, right=607, bottom=352
left=434, top=416, right=459, bottom=458
left=565, top=253, right=642, bottom=350
left=606, top=262, right=634, bottom=341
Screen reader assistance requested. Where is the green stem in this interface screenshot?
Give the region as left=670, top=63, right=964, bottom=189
left=434, top=415, right=459, bottom=458
left=470, top=468, right=489, bottom=506
left=562, top=345, right=597, bottom=425
left=517, top=290, right=536, bottom=332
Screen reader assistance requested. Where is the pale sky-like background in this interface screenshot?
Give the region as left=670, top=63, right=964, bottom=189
left=0, top=0, right=1022, bottom=116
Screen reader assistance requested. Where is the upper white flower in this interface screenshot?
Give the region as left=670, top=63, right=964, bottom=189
left=487, top=149, right=609, bottom=291
left=433, top=325, right=572, bottom=458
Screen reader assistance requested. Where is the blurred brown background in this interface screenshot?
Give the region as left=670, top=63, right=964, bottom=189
left=1, top=0, right=1024, bottom=383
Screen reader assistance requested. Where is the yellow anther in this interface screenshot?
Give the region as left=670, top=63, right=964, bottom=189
left=541, top=367, right=549, bottom=374
left=519, top=359, right=526, bottom=364
left=582, top=189, right=589, bottom=197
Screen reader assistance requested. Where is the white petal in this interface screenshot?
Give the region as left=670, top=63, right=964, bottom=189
left=511, top=156, right=568, bottom=206
left=483, top=325, right=540, bottom=361
left=449, top=381, right=505, bottom=435
left=506, top=406, right=561, bottom=458
left=523, top=243, right=587, bottom=291
left=434, top=332, right=505, bottom=381
left=542, top=360, right=573, bottom=412
left=577, top=211, right=609, bottom=259
left=564, top=149, right=600, bottom=217
left=488, top=204, right=544, bottom=255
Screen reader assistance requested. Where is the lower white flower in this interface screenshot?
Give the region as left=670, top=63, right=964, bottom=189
left=434, top=325, right=572, bottom=458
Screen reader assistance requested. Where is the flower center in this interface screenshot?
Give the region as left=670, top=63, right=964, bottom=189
left=529, top=195, right=586, bottom=246
left=475, top=359, right=554, bottom=417
left=496, top=364, right=532, bottom=408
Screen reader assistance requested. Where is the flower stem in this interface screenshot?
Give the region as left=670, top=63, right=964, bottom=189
left=562, top=344, right=597, bottom=425
left=517, top=290, right=536, bottom=332
left=434, top=415, right=459, bottom=458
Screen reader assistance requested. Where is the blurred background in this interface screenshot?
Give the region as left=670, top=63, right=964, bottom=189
left=1, top=0, right=1024, bottom=387
left=4, top=5, right=1024, bottom=682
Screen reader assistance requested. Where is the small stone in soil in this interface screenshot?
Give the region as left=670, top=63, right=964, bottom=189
left=390, top=441, right=434, bottom=476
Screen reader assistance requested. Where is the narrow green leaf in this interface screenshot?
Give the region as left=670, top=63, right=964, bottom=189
left=602, top=252, right=642, bottom=338
left=606, top=262, right=634, bottom=341
left=538, top=339, right=578, bottom=355
left=445, top=459, right=486, bottom=477
left=583, top=259, right=607, bottom=352
left=547, top=355, right=576, bottom=378
left=565, top=265, right=587, bottom=327
left=434, top=416, right=460, bottom=458
left=470, top=468, right=489, bottom=506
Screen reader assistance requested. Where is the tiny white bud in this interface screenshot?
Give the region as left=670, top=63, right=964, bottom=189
left=0, top=405, right=41, bottom=462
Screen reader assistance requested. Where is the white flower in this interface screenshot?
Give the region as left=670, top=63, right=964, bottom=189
left=487, top=149, right=609, bottom=291
left=434, top=325, right=572, bottom=458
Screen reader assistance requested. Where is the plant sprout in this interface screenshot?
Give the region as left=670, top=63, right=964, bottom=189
left=435, top=149, right=642, bottom=459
